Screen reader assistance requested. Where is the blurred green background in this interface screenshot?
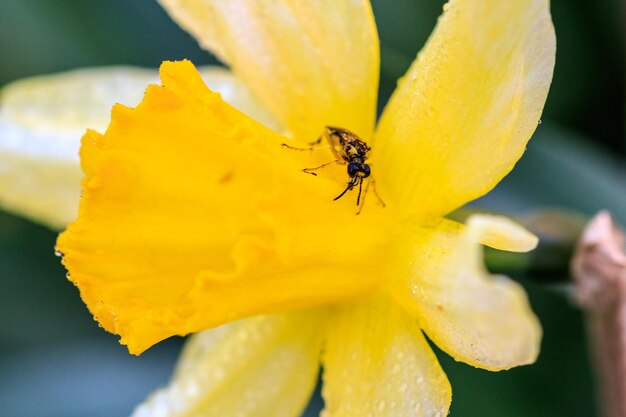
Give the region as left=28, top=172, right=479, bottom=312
left=0, top=0, right=624, bottom=416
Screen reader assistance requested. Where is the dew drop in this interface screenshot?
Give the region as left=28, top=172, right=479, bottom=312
left=54, top=249, right=63, bottom=257
left=538, top=119, right=543, bottom=125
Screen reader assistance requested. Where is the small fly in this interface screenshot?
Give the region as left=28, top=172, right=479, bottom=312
left=282, top=126, right=385, bottom=213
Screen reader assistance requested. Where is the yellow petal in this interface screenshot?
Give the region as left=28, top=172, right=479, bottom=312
left=158, top=0, right=379, bottom=141
left=0, top=66, right=277, bottom=229
left=322, top=296, right=451, bottom=417
left=57, top=60, right=389, bottom=354
left=132, top=310, right=324, bottom=417
left=196, top=66, right=280, bottom=131
left=0, top=67, right=156, bottom=229
left=374, top=0, right=556, bottom=220
left=389, top=215, right=541, bottom=371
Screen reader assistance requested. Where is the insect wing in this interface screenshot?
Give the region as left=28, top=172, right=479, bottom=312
left=324, top=127, right=361, bottom=162
left=323, top=127, right=350, bottom=161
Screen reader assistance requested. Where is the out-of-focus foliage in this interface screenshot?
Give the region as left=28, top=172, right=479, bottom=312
left=0, top=0, right=623, bottom=416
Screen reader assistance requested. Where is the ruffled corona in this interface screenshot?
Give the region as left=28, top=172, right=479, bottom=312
left=57, top=61, right=389, bottom=354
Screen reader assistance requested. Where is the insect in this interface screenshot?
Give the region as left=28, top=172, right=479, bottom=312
left=282, top=126, right=385, bottom=212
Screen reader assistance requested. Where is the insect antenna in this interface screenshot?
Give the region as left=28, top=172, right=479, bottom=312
left=333, top=180, right=355, bottom=201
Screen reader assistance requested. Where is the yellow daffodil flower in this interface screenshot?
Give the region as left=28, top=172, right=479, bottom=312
left=54, top=0, right=556, bottom=415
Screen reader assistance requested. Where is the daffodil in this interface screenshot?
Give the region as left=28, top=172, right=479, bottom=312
left=21, top=0, right=556, bottom=415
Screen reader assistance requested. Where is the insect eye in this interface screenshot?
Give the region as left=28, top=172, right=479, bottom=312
left=347, top=163, right=361, bottom=177
left=363, top=164, right=371, bottom=178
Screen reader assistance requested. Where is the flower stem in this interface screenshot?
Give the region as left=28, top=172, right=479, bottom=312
left=572, top=211, right=626, bottom=417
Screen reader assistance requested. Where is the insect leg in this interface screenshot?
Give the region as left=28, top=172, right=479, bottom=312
left=356, top=178, right=364, bottom=206
left=281, top=136, right=324, bottom=151
left=371, top=178, right=386, bottom=207
left=308, top=136, right=323, bottom=146
left=303, top=160, right=343, bottom=176
left=281, top=143, right=315, bottom=151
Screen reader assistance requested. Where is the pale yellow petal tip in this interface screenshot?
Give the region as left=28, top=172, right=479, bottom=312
left=391, top=218, right=541, bottom=373
left=472, top=276, right=543, bottom=371
left=467, top=214, right=539, bottom=253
